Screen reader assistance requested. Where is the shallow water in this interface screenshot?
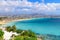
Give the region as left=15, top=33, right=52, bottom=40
left=6, top=18, right=60, bottom=35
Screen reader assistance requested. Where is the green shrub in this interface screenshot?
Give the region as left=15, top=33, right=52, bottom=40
left=14, top=36, right=37, bottom=40
left=21, top=30, right=36, bottom=37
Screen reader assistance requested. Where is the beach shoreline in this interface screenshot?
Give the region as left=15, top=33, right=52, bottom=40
left=0, top=18, right=34, bottom=25
left=0, top=17, right=45, bottom=25
left=0, top=17, right=56, bottom=25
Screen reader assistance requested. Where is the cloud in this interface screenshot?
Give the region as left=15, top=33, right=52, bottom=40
left=0, top=0, right=60, bottom=14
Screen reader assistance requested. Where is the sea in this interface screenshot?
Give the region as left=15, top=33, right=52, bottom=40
left=6, top=18, right=60, bottom=36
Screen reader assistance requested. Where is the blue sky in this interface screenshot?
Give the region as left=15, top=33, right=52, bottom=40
left=45, top=0, right=60, bottom=3
left=0, top=0, right=60, bottom=16
left=28, top=0, right=60, bottom=3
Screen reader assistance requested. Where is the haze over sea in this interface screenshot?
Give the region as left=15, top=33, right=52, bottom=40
left=6, top=18, right=60, bottom=35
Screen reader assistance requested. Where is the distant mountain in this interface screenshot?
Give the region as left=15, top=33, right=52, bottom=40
left=0, top=12, right=60, bottom=18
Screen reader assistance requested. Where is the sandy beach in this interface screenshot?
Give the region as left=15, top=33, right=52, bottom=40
left=0, top=18, right=33, bottom=25
left=0, top=21, right=7, bottom=24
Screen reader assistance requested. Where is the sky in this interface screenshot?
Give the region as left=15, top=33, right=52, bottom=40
left=0, top=0, right=60, bottom=16
left=28, top=0, right=60, bottom=3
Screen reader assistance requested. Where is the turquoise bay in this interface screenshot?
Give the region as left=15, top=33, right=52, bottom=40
left=6, top=18, right=60, bottom=35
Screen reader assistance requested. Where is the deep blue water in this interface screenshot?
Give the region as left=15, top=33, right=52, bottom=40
left=6, top=18, right=60, bottom=35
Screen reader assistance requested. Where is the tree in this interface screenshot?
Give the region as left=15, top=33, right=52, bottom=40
left=0, top=30, right=4, bottom=40
left=28, top=30, right=36, bottom=37
left=6, top=26, right=11, bottom=32
left=16, top=29, right=23, bottom=33
left=11, top=25, right=16, bottom=32
left=0, top=30, right=4, bottom=37
left=6, top=25, right=16, bottom=32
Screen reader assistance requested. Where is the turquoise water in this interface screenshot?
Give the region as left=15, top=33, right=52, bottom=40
left=6, top=18, right=60, bottom=35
